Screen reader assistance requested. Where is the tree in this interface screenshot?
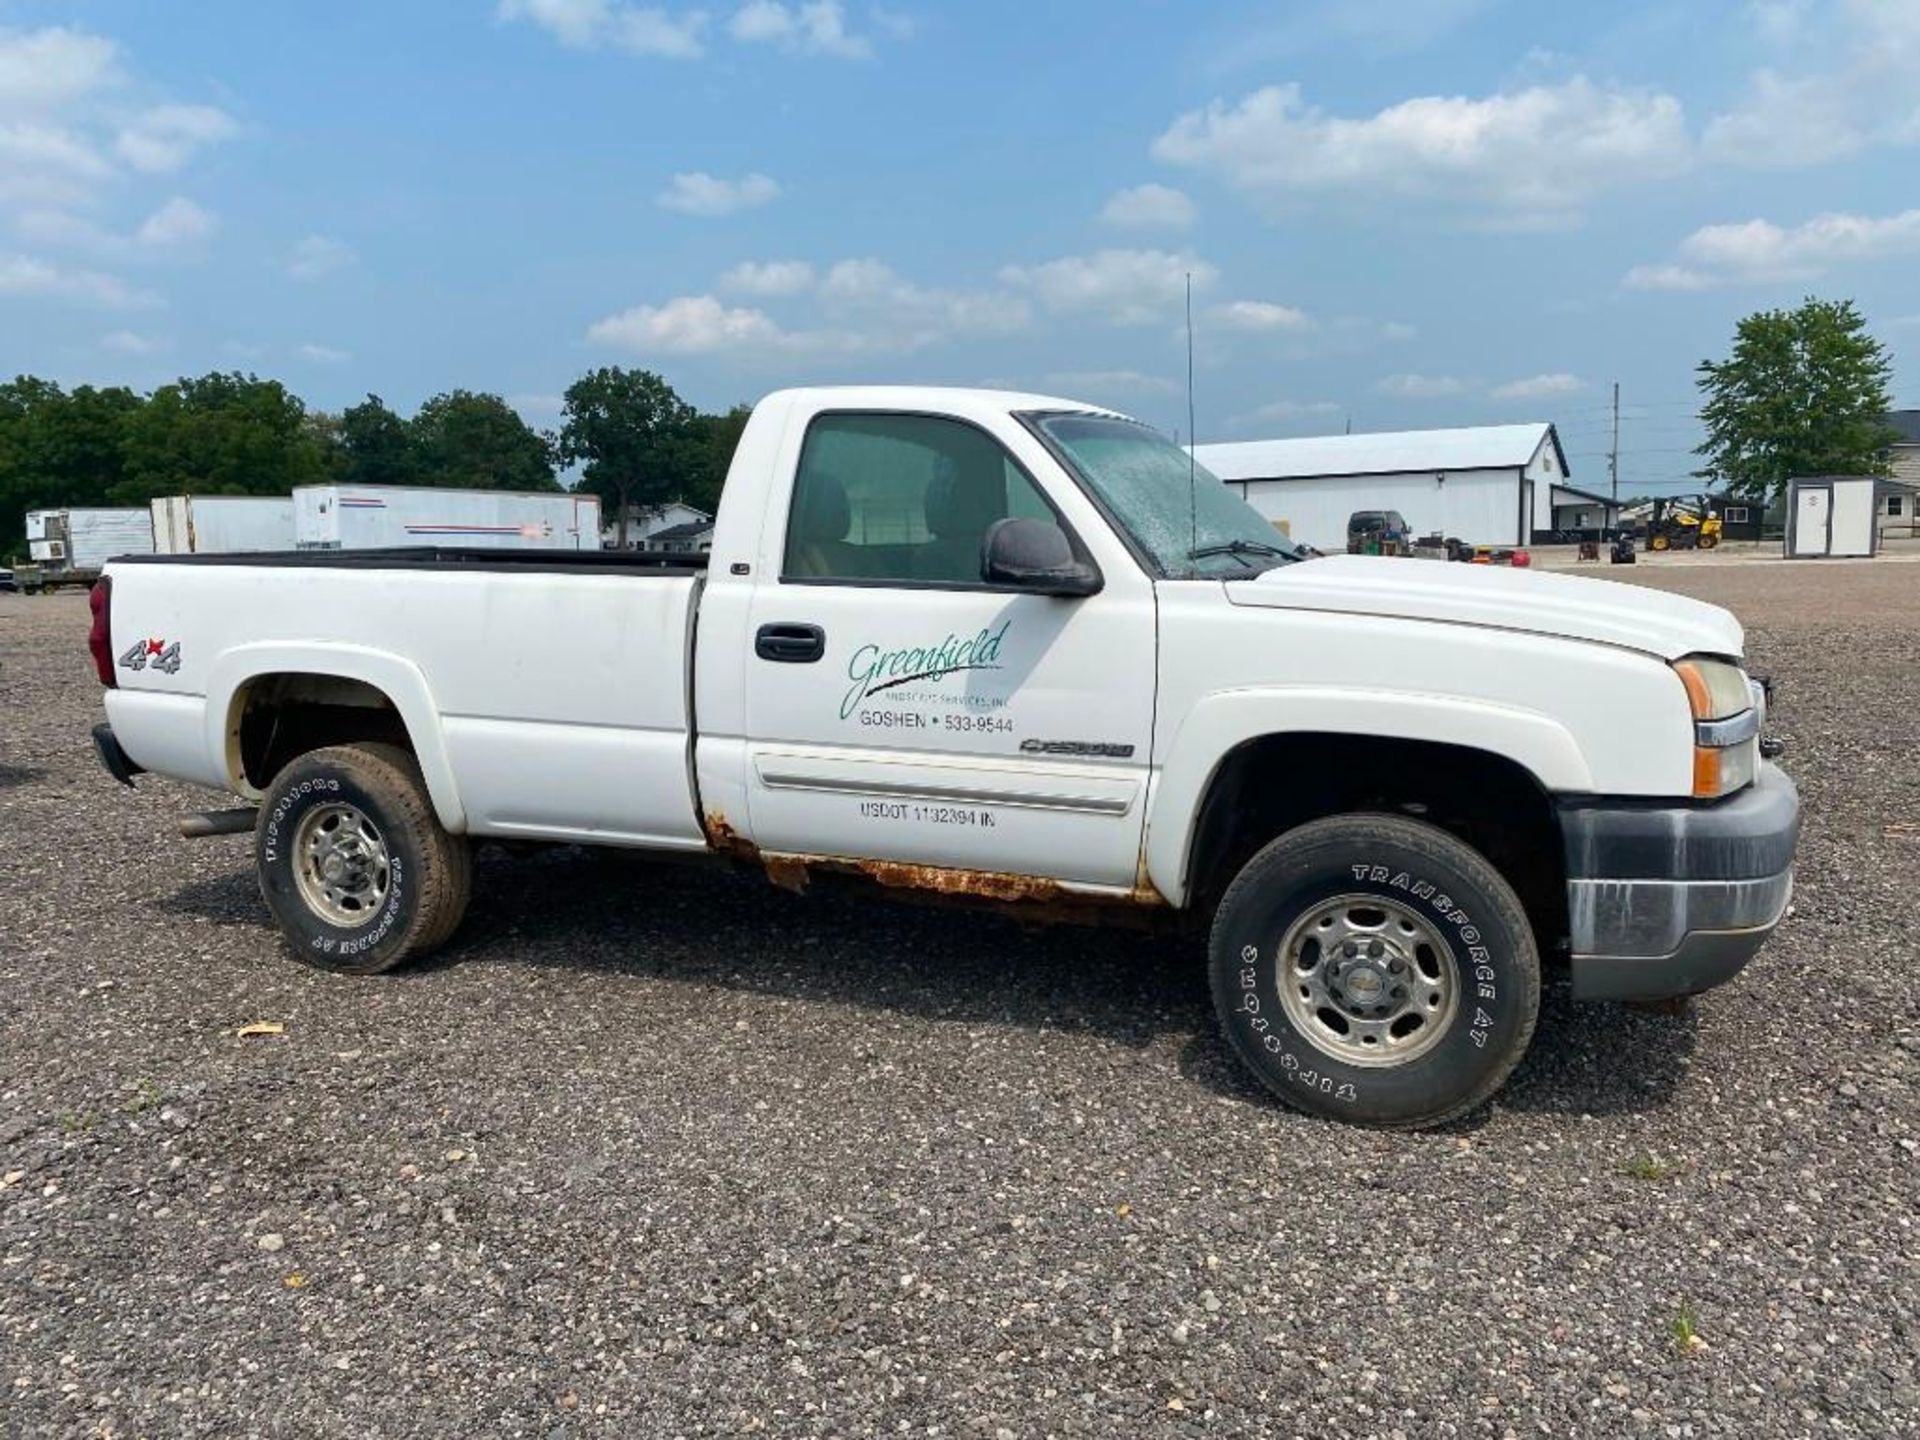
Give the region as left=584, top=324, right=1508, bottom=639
left=337, top=394, right=417, bottom=487
left=411, top=390, right=556, bottom=491
left=0, top=378, right=143, bottom=556
left=1695, top=298, right=1897, bottom=504
left=558, top=368, right=699, bottom=547
left=118, top=372, right=332, bottom=502
left=689, top=403, right=752, bottom=515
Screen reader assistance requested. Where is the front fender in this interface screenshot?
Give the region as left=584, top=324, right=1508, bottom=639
left=1143, top=687, right=1592, bottom=906
left=204, top=642, right=467, bottom=832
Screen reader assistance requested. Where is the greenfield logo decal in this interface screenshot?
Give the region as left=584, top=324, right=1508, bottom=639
left=841, top=620, right=1009, bottom=720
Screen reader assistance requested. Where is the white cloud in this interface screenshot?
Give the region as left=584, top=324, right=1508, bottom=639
left=0, top=251, right=153, bottom=306
left=999, top=249, right=1215, bottom=325
left=727, top=2, right=874, bottom=58
left=1044, top=370, right=1180, bottom=397
left=115, top=103, right=236, bottom=173
left=0, top=123, right=114, bottom=208
left=1490, top=372, right=1584, bottom=400
left=589, top=293, right=786, bottom=354
left=1206, top=299, right=1310, bottom=332
left=1705, top=0, right=1920, bottom=167
left=817, top=257, right=1030, bottom=344
left=286, top=234, right=355, bottom=281
left=1625, top=208, right=1920, bottom=288
left=657, top=170, right=780, bottom=216
left=295, top=341, right=350, bottom=363
left=1377, top=373, right=1472, bottom=399
left=719, top=257, right=815, bottom=295
left=1229, top=398, right=1343, bottom=428
left=136, top=196, right=215, bottom=247
left=1099, top=183, right=1195, bottom=229
left=497, top=0, right=708, bottom=57
left=101, top=328, right=161, bottom=354
left=1152, top=76, right=1690, bottom=225
left=0, top=25, right=122, bottom=116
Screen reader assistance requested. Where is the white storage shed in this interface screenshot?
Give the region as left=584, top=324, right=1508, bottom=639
left=1191, top=423, right=1580, bottom=551
left=294, top=485, right=602, bottom=552
left=1784, top=476, right=1879, bottom=558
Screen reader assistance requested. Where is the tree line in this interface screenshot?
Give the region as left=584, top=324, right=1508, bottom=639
left=0, top=366, right=747, bottom=558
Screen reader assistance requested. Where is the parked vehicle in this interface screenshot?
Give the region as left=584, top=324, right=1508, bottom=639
left=19, top=508, right=154, bottom=592
left=0, top=566, right=16, bottom=593
left=152, top=496, right=296, bottom=554
left=89, top=387, right=1798, bottom=1129
left=1346, top=509, right=1411, bottom=556
left=294, top=485, right=602, bottom=552
left=1645, top=495, right=1723, bottom=551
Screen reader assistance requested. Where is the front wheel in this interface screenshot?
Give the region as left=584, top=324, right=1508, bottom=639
left=255, top=743, right=472, bottom=975
left=1208, top=814, right=1540, bottom=1128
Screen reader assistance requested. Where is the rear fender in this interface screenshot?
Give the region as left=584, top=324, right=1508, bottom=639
left=205, top=643, right=466, bottom=831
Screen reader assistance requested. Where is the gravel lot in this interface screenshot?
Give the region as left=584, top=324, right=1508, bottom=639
left=2, top=565, right=1914, bottom=1438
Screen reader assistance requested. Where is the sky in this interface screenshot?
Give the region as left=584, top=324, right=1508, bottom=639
left=2, top=0, right=1917, bottom=497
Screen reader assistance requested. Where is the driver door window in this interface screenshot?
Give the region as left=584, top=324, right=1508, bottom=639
left=784, top=413, right=1059, bottom=586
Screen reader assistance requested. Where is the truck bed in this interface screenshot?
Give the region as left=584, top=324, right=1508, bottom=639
left=109, top=545, right=707, bottom=575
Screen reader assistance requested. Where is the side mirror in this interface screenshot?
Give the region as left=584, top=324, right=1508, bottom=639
left=981, top=517, right=1102, bottom=597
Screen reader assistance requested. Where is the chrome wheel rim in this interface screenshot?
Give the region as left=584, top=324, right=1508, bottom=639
left=291, top=802, right=391, bottom=927
left=1276, top=893, right=1460, bottom=1067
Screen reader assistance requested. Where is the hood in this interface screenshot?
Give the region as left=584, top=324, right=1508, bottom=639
left=1228, top=554, right=1742, bottom=661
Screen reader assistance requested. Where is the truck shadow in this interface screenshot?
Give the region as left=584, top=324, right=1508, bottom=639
left=163, top=844, right=1698, bottom=1120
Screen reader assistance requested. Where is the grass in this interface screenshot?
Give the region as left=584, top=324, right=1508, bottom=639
left=1669, top=1300, right=1704, bottom=1357
left=124, top=1078, right=165, bottom=1114
left=1621, top=1152, right=1679, bottom=1181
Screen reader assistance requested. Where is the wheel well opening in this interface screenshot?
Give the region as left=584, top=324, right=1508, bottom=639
left=232, top=673, right=414, bottom=792
left=1185, top=732, right=1568, bottom=955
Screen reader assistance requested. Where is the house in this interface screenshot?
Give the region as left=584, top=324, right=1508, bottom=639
left=1877, top=477, right=1918, bottom=539
left=640, top=518, right=715, bottom=555
left=1887, top=410, right=1920, bottom=485
left=1881, top=411, right=1919, bottom=538
left=601, top=500, right=711, bottom=550
left=1191, top=423, right=1598, bottom=550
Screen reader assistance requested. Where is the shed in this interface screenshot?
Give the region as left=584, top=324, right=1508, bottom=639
left=1784, top=476, right=1880, bottom=558
left=1191, top=423, right=1586, bottom=551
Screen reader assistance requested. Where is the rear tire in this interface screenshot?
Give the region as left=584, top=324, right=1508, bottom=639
left=1208, top=814, right=1540, bottom=1129
left=255, top=743, right=471, bottom=975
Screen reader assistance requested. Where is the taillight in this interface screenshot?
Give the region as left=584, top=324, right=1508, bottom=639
left=88, top=577, right=115, bottom=688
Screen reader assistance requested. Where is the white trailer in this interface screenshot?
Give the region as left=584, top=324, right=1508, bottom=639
left=21, top=508, right=154, bottom=590
left=293, top=486, right=602, bottom=552
left=1785, top=476, right=1879, bottom=558
left=151, top=496, right=296, bottom=555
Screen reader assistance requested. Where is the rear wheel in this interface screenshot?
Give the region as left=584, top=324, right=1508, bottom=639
left=1208, top=814, right=1540, bottom=1129
left=1649, top=533, right=1671, bottom=551
left=255, top=743, right=470, bottom=975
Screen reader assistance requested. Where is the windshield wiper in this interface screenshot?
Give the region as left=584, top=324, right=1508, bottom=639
left=1187, top=537, right=1294, bottom=564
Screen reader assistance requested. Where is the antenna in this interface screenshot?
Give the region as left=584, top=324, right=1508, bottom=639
left=1186, top=271, right=1197, bottom=557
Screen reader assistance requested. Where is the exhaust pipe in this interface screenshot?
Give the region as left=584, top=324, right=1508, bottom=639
left=179, top=808, right=257, bottom=839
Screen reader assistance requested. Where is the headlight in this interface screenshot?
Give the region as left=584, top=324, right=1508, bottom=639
left=1673, top=657, right=1758, bottom=798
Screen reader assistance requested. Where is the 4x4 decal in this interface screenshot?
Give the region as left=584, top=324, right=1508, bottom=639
left=119, top=637, right=181, bottom=675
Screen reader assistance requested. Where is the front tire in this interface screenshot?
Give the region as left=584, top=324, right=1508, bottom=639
left=1208, top=814, right=1540, bottom=1129
left=255, top=744, right=471, bottom=975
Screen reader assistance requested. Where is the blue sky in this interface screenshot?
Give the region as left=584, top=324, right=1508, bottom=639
left=2, top=0, right=1916, bottom=495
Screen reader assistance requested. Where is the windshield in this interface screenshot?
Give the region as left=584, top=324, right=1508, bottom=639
left=1026, top=412, right=1308, bottom=578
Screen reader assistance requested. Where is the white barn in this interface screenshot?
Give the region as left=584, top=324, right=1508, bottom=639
left=1192, top=423, right=1605, bottom=551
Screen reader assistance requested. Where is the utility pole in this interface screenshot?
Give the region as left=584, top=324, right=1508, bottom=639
left=1608, top=381, right=1620, bottom=504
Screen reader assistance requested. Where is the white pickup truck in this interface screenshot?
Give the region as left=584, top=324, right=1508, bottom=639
left=89, top=387, right=1799, bottom=1127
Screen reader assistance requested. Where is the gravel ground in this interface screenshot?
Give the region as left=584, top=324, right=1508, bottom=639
left=1, top=568, right=1914, bottom=1438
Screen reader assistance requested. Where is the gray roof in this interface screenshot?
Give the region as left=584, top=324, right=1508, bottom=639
left=1193, top=423, right=1565, bottom=482
left=1884, top=409, right=1920, bottom=445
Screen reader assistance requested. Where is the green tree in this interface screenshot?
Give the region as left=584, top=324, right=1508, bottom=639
left=118, top=372, right=332, bottom=502
left=0, top=378, right=143, bottom=556
left=558, top=367, right=699, bottom=547
left=1695, top=298, right=1897, bottom=504
left=411, top=390, right=556, bottom=491
left=688, top=403, right=752, bottom=515
left=337, top=394, right=418, bottom=487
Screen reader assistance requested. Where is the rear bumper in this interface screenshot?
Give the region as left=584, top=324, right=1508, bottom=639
left=1558, top=762, right=1800, bottom=1001
left=91, top=722, right=145, bottom=787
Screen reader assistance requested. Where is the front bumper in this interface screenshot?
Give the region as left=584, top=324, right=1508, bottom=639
left=1557, top=762, right=1800, bottom=1001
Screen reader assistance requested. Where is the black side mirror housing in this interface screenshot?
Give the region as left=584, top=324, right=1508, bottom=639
left=982, top=517, right=1102, bottom=597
